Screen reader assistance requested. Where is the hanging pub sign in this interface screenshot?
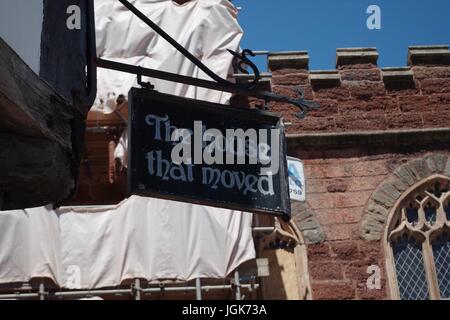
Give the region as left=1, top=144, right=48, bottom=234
left=128, top=88, right=291, bottom=218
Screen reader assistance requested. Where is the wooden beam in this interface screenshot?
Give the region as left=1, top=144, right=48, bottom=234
left=0, top=38, right=84, bottom=210
left=0, top=134, right=75, bottom=209
left=0, top=38, right=77, bottom=145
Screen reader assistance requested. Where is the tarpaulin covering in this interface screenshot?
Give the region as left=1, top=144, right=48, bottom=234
left=93, top=0, right=243, bottom=167
left=0, top=205, right=61, bottom=284
left=0, top=196, right=255, bottom=289
left=93, top=0, right=242, bottom=111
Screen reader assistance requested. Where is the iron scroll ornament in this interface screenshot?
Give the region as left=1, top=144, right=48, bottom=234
left=96, top=0, right=320, bottom=119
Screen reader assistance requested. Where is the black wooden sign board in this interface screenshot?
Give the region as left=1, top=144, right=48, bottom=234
left=128, top=88, right=291, bottom=219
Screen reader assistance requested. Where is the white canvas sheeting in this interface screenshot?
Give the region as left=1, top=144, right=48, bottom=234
left=0, top=196, right=255, bottom=289
left=0, top=205, right=62, bottom=284
left=93, top=0, right=243, bottom=168
left=93, top=0, right=242, bottom=112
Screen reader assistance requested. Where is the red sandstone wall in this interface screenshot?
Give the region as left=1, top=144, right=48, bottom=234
left=269, top=48, right=450, bottom=134
left=302, top=151, right=450, bottom=300
left=271, top=46, right=450, bottom=300
left=302, top=153, right=408, bottom=299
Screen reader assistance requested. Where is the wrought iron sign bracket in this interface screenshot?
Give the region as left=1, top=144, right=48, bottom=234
left=95, top=0, right=320, bottom=119
left=137, top=68, right=154, bottom=91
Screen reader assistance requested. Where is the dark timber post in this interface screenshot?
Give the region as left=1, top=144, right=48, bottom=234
left=40, top=0, right=97, bottom=115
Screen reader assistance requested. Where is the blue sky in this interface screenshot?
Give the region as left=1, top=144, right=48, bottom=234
left=233, top=0, right=450, bottom=71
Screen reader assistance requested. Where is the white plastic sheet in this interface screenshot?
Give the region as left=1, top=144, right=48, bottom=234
left=93, top=0, right=242, bottom=112
left=0, top=196, right=255, bottom=289
left=93, top=0, right=243, bottom=167
left=0, top=206, right=62, bottom=285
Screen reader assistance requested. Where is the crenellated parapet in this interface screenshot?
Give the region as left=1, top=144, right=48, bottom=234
left=267, top=45, right=450, bottom=135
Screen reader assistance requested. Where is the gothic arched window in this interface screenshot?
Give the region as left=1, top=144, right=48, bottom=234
left=386, top=176, right=450, bottom=300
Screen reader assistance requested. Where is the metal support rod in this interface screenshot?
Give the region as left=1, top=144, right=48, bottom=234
left=97, top=58, right=243, bottom=95
left=0, top=284, right=260, bottom=300
left=53, top=288, right=131, bottom=298
left=137, top=284, right=260, bottom=295
left=250, top=280, right=256, bottom=300
left=195, top=278, right=202, bottom=300
left=96, top=58, right=263, bottom=96
left=159, top=283, right=165, bottom=298
left=38, top=282, right=46, bottom=301
left=134, top=279, right=142, bottom=300
left=252, top=227, right=276, bottom=233
left=0, top=293, right=40, bottom=300
left=234, top=271, right=241, bottom=301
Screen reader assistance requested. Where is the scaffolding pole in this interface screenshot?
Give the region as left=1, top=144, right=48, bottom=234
left=0, top=292, right=39, bottom=300
left=133, top=279, right=142, bottom=300
left=195, top=278, right=202, bottom=300
left=0, top=283, right=259, bottom=300
left=234, top=271, right=241, bottom=301
left=38, top=281, right=46, bottom=301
